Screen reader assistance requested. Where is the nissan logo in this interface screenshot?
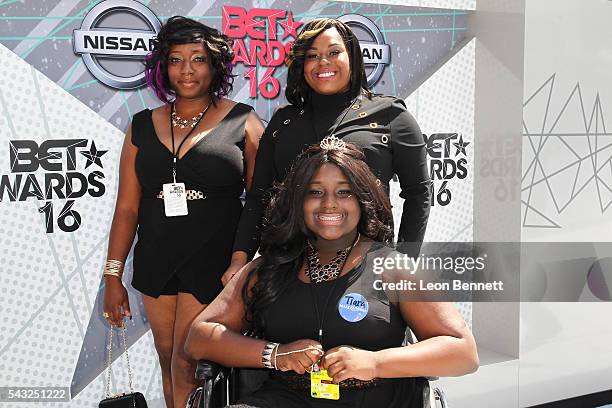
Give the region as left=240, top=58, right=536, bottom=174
left=73, top=0, right=162, bottom=89
left=338, top=14, right=390, bottom=88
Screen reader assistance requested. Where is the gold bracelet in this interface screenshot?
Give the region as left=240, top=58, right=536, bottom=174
left=103, top=259, right=124, bottom=279
left=103, top=270, right=122, bottom=278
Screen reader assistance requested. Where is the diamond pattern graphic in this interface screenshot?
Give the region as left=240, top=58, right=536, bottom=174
left=522, top=74, right=612, bottom=228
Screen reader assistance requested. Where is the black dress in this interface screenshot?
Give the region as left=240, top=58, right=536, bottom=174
left=233, top=91, right=431, bottom=260
left=236, top=244, right=427, bottom=408
left=130, top=103, right=253, bottom=304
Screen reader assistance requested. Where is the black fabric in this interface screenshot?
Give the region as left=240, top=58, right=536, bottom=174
left=262, top=245, right=406, bottom=351
left=233, top=92, right=431, bottom=259
left=236, top=378, right=425, bottom=408
left=236, top=244, right=425, bottom=408
left=130, top=103, right=252, bottom=304
left=158, top=271, right=190, bottom=295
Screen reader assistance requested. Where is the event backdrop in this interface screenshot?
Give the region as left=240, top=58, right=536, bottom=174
left=0, top=0, right=476, bottom=406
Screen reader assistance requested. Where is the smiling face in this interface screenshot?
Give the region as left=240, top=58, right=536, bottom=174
left=167, top=42, right=212, bottom=100
left=303, top=27, right=352, bottom=95
left=303, top=163, right=361, bottom=246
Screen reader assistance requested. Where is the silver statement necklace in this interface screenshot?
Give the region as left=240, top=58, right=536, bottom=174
left=171, top=101, right=212, bottom=129
left=305, top=233, right=361, bottom=283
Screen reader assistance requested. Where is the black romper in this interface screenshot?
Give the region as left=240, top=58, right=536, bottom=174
left=237, top=244, right=427, bottom=408
left=130, top=103, right=253, bottom=304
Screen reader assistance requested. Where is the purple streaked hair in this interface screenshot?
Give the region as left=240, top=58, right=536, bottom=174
left=144, top=16, right=236, bottom=104
left=144, top=54, right=171, bottom=102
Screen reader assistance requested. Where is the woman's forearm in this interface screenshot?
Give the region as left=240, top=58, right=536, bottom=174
left=232, top=117, right=278, bottom=259
left=373, top=335, right=479, bottom=378
left=106, top=207, right=138, bottom=261
left=184, top=321, right=266, bottom=368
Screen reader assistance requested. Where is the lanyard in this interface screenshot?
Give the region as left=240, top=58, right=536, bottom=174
left=169, top=101, right=211, bottom=183
left=307, top=234, right=359, bottom=346
left=309, top=94, right=362, bottom=142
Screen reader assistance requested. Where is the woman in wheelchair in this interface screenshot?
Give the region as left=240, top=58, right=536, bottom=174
left=185, top=139, right=478, bottom=407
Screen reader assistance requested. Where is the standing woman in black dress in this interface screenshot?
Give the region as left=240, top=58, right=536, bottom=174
left=223, top=18, right=431, bottom=284
left=101, top=17, right=264, bottom=408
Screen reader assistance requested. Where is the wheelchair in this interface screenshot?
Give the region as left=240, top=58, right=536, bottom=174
left=187, top=360, right=450, bottom=408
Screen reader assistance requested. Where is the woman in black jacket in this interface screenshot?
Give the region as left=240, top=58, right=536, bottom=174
left=222, top=18, right=431, bottom=285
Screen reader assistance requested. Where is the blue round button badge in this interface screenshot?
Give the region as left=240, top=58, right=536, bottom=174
left=338, top=293, right=369, bottom=322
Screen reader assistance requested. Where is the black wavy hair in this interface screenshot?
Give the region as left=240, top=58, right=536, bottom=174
left=144, top=16, right=235, bottom=103
left=242, top=142, right=394, bottom=336
left=285, top=18, right=371, bottom=108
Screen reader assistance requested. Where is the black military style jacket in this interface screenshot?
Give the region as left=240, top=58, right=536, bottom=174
left=234, top=90, right=432, bottom=258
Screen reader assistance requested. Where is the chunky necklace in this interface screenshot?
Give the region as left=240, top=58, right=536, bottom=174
left=305, top=233, right=360, bottom=283
left=171, top=101, right=211, bottom=129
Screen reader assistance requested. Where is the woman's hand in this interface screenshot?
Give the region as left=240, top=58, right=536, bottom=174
left=275, top=339, right=324, bottom=374
left=321, top=346, right=378, bottom=383
left=221, top=252, right=248, bottom=286
left=103, top=277, right=131, bottom=327
left=221, top=262, right=245, bottom=286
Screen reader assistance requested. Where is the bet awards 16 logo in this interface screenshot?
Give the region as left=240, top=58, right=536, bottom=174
left=222, top=6, right=302, bottom=99
left=0, top=139, right=107, bottom=233
left=425, top=133, right=469, bottom=206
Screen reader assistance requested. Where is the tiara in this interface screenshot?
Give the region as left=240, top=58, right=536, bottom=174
left=319, top=135, right=346, bottom=152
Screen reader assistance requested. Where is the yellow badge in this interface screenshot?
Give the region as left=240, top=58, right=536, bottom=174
left=310, top=369, right=339, bottom=400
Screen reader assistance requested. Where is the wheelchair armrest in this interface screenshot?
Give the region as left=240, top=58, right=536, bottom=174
left=189, top=361, right=232, bottom=408
left=195, top=360, right=231, bottom=382
left=432, top=386, right=449, bottom=408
